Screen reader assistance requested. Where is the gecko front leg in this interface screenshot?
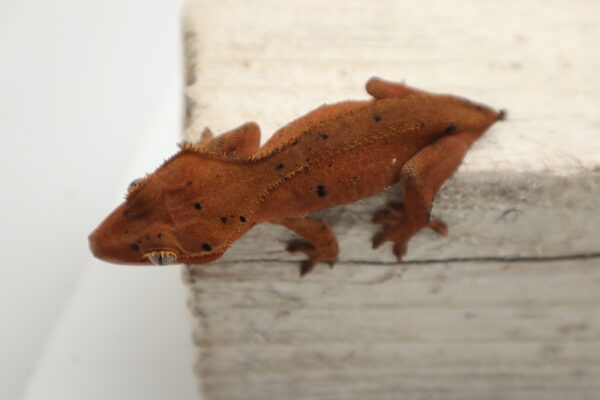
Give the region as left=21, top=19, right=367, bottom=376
left=271, top=217, right=339, bottom=276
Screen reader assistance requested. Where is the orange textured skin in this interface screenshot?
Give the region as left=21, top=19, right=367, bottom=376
left=89, top=78, right=504, bottom=275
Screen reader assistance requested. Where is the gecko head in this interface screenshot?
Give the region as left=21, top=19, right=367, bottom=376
left=88, top=151, right=253, bottom=266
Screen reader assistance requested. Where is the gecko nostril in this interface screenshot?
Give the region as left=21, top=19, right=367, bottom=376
left=444, top=124, right=457, bottom=133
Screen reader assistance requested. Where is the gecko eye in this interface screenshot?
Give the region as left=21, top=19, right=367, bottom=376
left=146, top=251, right=177, bottom=266
left=128, top=178, right=142, bottom=190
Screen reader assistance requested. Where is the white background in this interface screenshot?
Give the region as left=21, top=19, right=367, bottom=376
left=0, top=0, right=198, bottom=398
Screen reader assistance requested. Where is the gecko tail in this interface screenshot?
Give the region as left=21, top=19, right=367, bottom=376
left=498, top=109, right=507, bottom=121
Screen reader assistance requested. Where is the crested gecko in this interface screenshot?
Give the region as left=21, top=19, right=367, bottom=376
left=89, top=77, right=504, bottom=276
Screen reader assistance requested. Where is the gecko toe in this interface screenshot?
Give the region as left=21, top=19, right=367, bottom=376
left=372, top=229, right=388, bottom=249
left=392, top=242, right=408, bottom=260
left=427, top=218, right=448, bottom=236
left=299, top=259, right=316, bottom=277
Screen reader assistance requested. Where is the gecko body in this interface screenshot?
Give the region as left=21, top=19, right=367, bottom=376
left=89, top=78, right=504, bottom=275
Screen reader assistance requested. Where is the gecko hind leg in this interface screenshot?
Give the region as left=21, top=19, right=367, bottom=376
left=271, top=217, right=339, bottom=276
left=372, top=130, right=481, bottom=260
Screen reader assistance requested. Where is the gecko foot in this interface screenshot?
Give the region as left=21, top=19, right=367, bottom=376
left=371, top=202, right=448, bottom=260
left=286, top=239, right=337, bottom=276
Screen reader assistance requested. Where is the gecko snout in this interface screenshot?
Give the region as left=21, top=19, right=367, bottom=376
left=88, top=202, right=150, bottom=264
left=88, top=228, right=114, bottom=262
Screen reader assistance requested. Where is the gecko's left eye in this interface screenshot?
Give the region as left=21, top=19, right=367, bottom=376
left=128, top=178, right=142, bottom=190
left=146, top=251, right=177, bottom=266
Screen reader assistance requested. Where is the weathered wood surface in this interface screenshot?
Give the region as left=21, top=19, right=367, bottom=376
left=182, top=1, right=600, bottom=399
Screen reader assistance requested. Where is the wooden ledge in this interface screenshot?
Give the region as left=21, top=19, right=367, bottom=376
left=182, top=1, right=600, bottom=399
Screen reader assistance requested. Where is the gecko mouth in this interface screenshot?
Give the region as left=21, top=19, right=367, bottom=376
left=145, top=251, right=178, bottom=266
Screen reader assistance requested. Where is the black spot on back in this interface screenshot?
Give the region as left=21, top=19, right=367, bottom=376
left=122, top=210, right=129, bottom=218
left=373, top=114, right=382, bottom=122
left=320, top=133, right=329, bottom=140
left=156, top=233, right=162, bottom=238
left=276, top=163, right=284, bottom=170
left=194, top=202, right=202, bottom=210
left=131, top=244, right=139, bottom=251
left=220, top=216, right=227, bottom=223
left=202, top=243, right=212, bottom=251
left=240, top=215, right=247, bottom=222
left=316, top=185, right=327, bottom=197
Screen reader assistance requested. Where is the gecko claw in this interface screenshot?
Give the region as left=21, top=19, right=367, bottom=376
left=372, top=229, right=388, bottom=249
